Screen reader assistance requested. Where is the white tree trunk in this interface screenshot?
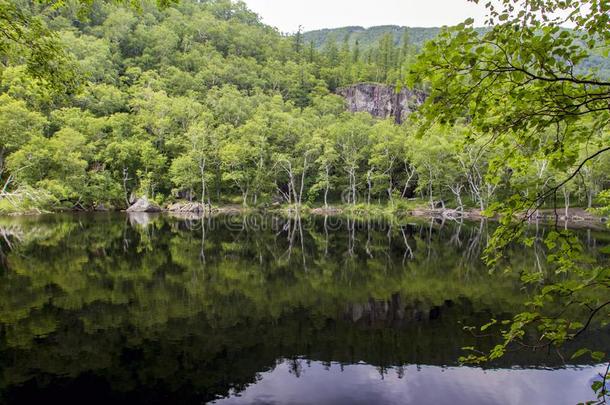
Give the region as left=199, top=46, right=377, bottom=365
left=199, top=159, right=206, bottom=205
left=324, top=165, right=330, bottom=209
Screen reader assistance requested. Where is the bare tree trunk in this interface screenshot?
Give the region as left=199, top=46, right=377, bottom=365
left=366, top=168, right=374, bottom=206
left=346, top=169, right=354, bottom=205
left=287, top=165, right=298, bottom=206
left=428, top=166, right=434, bottom=208
left=297, top=214, right=306, bottom=270
left=290, top=171, right=298, bottom=205
left=292, top=179, right=298, bottom=205
left=199, top=159, right=206, bottom=205
left=351, top=168, right=357, bottom=205
left=365, top=220, right=372, bottom=258
left=400, top=226, right=414, bottom=262
left=324, top=166, right=330, bottom=209
left=298, top=156, right=308, bottom=206
left=449, top=184, right=464, bottom=213
left=323, top=215, right=329, bottom=255
left=402, top=162, right=416, bottom=198
left=1, top=174, right=14, bottom=195
left=385, top=159, right=395, bottom=205
left=287, top=176, right=293, bottom=205
left=286, top=218, right=295, bottom=260
left=279, top=161, right=296, bottom=205
left=242, top=188, right=249, bottom=206
left=346, top=170, right=352, bottom=205
left=200, top=218, right=206, bottom=263
left=216, top=165, right=221, bottom=204
left=347, top=217, right=355, bottom=256
left=122, top=167, right=130, bottom=206
left=563, top=188, right=570, bottom=220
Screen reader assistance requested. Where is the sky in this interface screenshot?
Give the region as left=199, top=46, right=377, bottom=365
left=241, top=0, right=489, bottom=33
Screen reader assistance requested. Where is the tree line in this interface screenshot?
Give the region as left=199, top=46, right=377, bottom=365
left=0, top=0, right=609, bottom=215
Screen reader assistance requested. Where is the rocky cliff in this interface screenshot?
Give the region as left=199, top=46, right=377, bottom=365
left=337, top=83, right=425, bottom=123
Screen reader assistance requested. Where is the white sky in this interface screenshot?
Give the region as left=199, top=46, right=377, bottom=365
left=241, top=0, right=489, bottom=33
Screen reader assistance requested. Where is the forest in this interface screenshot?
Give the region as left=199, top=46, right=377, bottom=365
left=1, top=0, right=608, bottom=216
left=0, top=0, right=609, bottom=401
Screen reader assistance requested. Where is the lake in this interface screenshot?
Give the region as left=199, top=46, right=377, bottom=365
left=0, top=213, right=607, bottom=404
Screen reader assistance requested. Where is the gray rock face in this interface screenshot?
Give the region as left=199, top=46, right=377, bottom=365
left=126, top=197, right=161, bottom=213
left=337, top=83, right=426, bottom=123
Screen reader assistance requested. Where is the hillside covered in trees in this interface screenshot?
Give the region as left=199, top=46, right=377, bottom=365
left=303, top=25, right=441, bottom=51
left=304, top=24, right=610, bottom=79
left=0, top=0, right=609, bottom=217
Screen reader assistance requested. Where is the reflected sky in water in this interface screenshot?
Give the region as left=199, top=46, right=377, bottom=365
left=215, top=362, right=606, bottom=405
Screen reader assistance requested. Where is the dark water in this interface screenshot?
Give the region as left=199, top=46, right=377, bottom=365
left=0, top=213, right=607, bottom=404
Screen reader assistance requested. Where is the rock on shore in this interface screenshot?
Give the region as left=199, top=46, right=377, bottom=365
left=126, top=197, right=161, bottom=213
left=166, top=202, right=208, bottom=213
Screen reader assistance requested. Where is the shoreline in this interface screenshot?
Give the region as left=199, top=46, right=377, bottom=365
left=3, top=204, right=608, bottom=230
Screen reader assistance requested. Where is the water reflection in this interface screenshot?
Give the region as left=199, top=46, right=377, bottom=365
left=214, top=361, right=608, bottom=405
left=0, top=213, right=607, bottom=404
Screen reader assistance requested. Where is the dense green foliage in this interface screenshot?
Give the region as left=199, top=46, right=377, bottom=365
left=0, top=0, right=422, bottom=211
left=411, top=0, right=610, bottom=399
left=1, top=0, right=609, bottom=217
left=303, top=25, right=439, bottom=50
left=304, top=24, right=610, bottom=79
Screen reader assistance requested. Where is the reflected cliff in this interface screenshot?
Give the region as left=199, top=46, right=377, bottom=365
left=0, top=213, right=608, bottom=404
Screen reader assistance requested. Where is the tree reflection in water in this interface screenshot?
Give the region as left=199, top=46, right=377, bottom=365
left=0, top=213, right=607, bottom=404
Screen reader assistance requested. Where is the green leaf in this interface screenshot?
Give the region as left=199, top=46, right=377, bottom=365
left=571, top=348, right=590, bottom=360
left=481, top=319, right=497, bottom=331
left=590, top=351, right=605, bottom=362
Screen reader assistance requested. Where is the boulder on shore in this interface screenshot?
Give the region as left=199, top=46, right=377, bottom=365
left=126, top=197, right=161, bottom=213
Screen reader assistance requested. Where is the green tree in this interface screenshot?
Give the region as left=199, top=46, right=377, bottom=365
left=170, top=116, right=220, bottom=204
left=309, top=129, right=338, bottom=208
left=411, top=0, right=610, bottom=392
left=329, top=113, right=372, bottom=205
left=0, top=95, right=47, bottom=180
left=7, top=128, right=89, bottom=203
left=368, top=119, right=404, bottom=205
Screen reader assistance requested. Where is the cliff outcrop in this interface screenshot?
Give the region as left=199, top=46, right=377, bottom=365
left=337, top=83, right=425, bottom=123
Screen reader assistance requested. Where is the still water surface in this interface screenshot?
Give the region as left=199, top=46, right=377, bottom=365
left=0, top=213, right=607, bottom=404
